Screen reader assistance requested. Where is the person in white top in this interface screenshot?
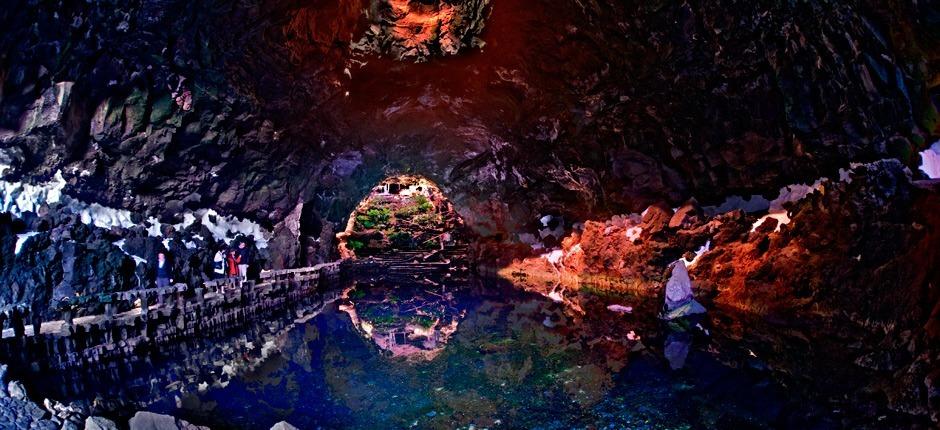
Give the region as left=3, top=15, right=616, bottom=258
left=213, top=249, right=226, bottom=279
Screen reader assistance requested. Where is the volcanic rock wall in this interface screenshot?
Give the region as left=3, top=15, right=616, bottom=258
left=0, top=0, right=939, bottom=348
left=1, top=0, right=936, bottom=247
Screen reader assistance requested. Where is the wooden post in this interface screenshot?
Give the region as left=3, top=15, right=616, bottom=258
left=140, top=292, right=150, bottom=321
left=11, top=307, right=25, bottom=338
left=30, top=303, right=43, bottom=337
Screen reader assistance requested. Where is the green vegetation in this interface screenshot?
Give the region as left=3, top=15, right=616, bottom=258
left=360, top=306, right=398, bottom=327
left=414, top=195, right=434, bottom=212
left=356, top=207, right=391, bottom=229
left=412, top=315, right=436, bottom=328
left=347, top=239, right=365, bottom=251
left=394, top=195, right=434, bottom=218
left=346, top=181, right=456, bottom=257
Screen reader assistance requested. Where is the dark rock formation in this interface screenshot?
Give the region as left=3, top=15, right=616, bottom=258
left=0, top=206, right=262, bottom=319
left=0, top=0, right=938, bottom=425
left=0, top=0, right=936, bottom=253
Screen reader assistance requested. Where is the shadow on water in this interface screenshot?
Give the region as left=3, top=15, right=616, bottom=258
left=10, top=275, right=855, bottom=429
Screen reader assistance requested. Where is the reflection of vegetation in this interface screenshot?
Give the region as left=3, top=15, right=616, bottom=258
left=347, top=239, right=365, bottom=251
left=319, top=285, right=676, bottom=429
left=388, top=231, right=412, bottom=248
left=412, top=314, right=436, bottom=328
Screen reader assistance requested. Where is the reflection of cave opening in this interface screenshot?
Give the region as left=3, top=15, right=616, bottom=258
left=337, top=175, right=468, bottom=265
left=339, top=280, right=466, bottom=360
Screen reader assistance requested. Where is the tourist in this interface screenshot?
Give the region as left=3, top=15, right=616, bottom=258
left=237, top=241, right=251, bottom=281
left=155, top=252, right=172, bottom=288
left=227, top=249, right=240, bottom=278
left=212, top=248, right=226, bottom=279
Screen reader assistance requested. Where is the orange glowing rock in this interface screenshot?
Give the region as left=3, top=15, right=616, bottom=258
left=353, top=0, right=491, bottom=61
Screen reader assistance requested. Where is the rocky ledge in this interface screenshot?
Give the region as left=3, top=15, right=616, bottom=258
left=502, top=159, right=940, bottom=423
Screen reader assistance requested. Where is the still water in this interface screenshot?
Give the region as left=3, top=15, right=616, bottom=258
left=17, top=277, right=829, bottom=429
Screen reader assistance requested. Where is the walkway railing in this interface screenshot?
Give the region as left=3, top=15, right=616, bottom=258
left=0, top=262, right=341, bottom=369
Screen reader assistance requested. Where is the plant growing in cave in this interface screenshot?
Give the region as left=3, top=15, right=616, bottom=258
left=347, top=239, right=365, bottom=251
left=356, top=207, right=392, bottom=229
left=414, top=195, right=433, bottom=212
left=412, top=314, right=436, bottom=328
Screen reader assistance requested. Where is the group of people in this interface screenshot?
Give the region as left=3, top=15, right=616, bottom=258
left=153, top=241, right=253, bottom=289
left=213, top=241, right=253, bottom=281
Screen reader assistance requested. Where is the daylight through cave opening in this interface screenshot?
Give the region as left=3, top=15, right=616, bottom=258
left=335, top=175, right=468, bottom=263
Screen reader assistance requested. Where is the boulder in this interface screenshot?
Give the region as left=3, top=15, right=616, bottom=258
left=7, top=381, right=27, bottom=399
left=60, top=419, right=82, bottom=430
left=640, top=203, right=673, bottom=237
left=84, top=416, right=119, bottom=430
left=662, top=260, right=706, bottom=320
left=668, top=199, right=702, bottom=229
left=128, top=411, right=209, bottom=430
left=270, top=422, right=300, bottom=430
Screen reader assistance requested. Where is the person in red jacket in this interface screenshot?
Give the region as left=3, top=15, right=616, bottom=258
left=227, top=249, right=241, bottom=278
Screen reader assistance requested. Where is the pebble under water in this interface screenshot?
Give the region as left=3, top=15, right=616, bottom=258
left=14, top=277, right=845, bottom=429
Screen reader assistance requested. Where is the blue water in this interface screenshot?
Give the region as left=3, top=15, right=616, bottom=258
left=15, top=277, right=850, bottom=429
left=169, top=280, right=796, bottom=429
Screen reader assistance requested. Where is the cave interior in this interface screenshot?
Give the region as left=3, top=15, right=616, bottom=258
left=0, top=0, right=939, bottom=429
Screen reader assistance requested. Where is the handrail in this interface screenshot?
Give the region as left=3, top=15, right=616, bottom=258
left=1, top=261, right=342, bottom=340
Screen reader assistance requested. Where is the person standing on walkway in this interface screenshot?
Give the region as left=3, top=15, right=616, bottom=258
left=212, top=247, right=226, bottom=279
left=156, top=252, right=172, bottom=288
left=237, top=241, right=251, bottom=281
left=227, top=249, right=240, bottom=278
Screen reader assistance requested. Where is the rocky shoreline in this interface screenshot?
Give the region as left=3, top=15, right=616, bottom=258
left=0, top=362, right=300, bottom=430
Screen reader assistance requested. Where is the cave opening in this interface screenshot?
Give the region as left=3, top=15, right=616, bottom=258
left=335, top=174, right=468, bottom=262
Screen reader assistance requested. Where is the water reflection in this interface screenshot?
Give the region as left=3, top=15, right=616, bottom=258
left=11, top=276, right=819, bottom=429
left=339, top=282, right=464, bottom=360
left=166, top=278, right=798, bottom=429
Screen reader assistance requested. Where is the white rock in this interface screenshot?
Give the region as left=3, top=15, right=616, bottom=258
left=662, top=260, right=707, bottom=320
left=128, top=411, right=209, bottom=430
left=8, top=380, right=27, bottom=399
left=919, top=141, right=940, bottom=179
left=15, top=231, right=40, bottom=254
left=270, top=421, right=300, bottom=430
left=84, top=416, right=119, bottom=430
left=606, top=304, right=633, bottom=314
left=665, top=261, right=694, bottom=309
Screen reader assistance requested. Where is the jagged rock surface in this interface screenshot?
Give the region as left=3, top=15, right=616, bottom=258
left=0, top=208, right=261, bottom=319
left=0, top=0, right=936, bottom=255
left=505, top=160, right=940, bottom=422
